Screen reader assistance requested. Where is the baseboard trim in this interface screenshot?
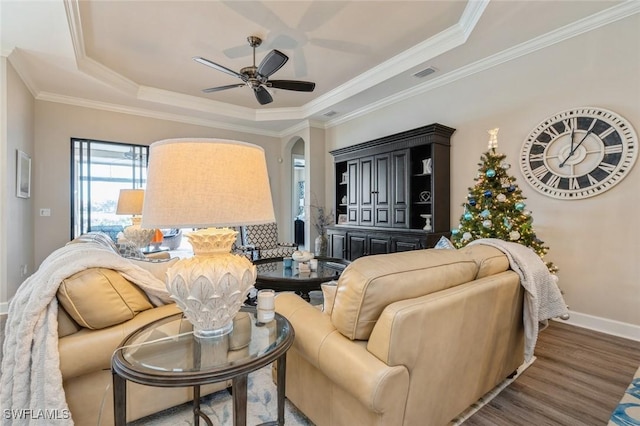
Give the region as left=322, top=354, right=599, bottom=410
left=554, top=310, right=640, bottom=342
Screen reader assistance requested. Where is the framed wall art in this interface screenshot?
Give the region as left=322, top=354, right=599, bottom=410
left=16, top=150, right=31, bottom=198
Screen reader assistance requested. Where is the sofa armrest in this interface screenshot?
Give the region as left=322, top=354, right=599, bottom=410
left=59, top=304, right=182, bottom=380
left=275, top=293, right=409, bottom=413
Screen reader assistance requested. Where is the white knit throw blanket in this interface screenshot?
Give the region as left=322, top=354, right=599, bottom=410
left=0, top=242, right=172, bottom=425
left=468, top=239, right=569, bottom=362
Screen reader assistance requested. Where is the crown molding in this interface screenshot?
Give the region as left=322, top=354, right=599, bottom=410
left=36, top=91, right=281, bottom=138
left=326, top=0, right=640, bottom=129
left=5, top=49, right=40, bottom=99
left=59, top=0, right=487, bottom=125
left=280, top=119, right=326, bottom=139
left=137, top=86, right=256, bottom=120
left=304, top=0, right=488, bottom=117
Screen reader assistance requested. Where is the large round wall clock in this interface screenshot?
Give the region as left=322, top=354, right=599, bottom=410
left=520, top=107, right=637, bottom=199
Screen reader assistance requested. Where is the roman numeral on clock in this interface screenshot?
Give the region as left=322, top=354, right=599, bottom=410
left=532, top=164, right=548, bottom=179
left=598, top=162, right=617, bottom=173
left=598, top=126, right=616, bottom=139
left=604, top=144, right=623, bottom=154
left=545, top=174, right=561, bottom=188
left=570, top=177, right=580, bottom=190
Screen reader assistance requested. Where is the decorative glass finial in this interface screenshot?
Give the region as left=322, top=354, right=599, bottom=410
left=488, top=128, right=499, bottom=150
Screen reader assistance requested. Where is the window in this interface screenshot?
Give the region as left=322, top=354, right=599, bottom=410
left=71, top=139, right=149, bottom=240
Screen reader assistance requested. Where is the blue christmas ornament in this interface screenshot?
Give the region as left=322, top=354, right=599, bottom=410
left=486, top=169, right=496, bottom=178
left=515, top=202, right=526, bottom=211
left=503, top=218, right=512, bottom=230
left=480, top=209, right=491, bottom=218
left=469, top=198, right=477, bottom=206
left=484, top=190, right=493, bottom=198
left=507, top=185, right=516, bottom=192
left=451, top=229, right=460, bottom=235
left=464, top=212, right=473, bottom=220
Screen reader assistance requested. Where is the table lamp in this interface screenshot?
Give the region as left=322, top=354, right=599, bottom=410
left=116, top=189, right=155, bottom=249
left=142, top=138, right=275, bottom=338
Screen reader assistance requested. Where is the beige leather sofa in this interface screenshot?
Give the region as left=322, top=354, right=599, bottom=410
left=56, top=256, right=227, bottom=425
left=275, top=244, right=525, bottom=426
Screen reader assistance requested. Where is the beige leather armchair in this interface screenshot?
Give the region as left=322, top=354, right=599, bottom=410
left=275, top=245, right=525, bottom=426
left=57, top=264, right=228, bottom=425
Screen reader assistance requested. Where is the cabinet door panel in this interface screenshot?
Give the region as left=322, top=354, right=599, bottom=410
left=392, top=150, right=409, bottom=227
left=359, top=157, right=374, bottom=226
left=347, top=161, right=359, bottom=223
left=368, top=236, right=391, bottom=255
left=347, top=234, right=366, bottom=260
left=374, top=154, right=391, bottom=226
left=329, top=232, right=346, bottom=259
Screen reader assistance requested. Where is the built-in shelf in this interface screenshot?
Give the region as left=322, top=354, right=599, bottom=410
left=329, top=123, right=454, bottom=261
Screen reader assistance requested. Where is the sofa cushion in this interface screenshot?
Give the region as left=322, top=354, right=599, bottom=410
left=458, top=244, right=509, bottom=279
left=57, top=268, right=153, bottom=329
left=332, top=249, right=478, bottom=340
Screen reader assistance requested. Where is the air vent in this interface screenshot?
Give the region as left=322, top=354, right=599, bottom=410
left=323, top=110, right=338, bottom=117
left=412, top=66, right=437, bottom=79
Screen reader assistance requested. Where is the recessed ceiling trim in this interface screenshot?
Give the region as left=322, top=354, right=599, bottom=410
left=137, top=86, right=256, bottom=120
left=36, top=91, right=282, bottom=138
left=303, top=1, right=488, bottom=117
left=326, top=0, right=640, bottom=130
left=60, top=0, right=487, bottom=124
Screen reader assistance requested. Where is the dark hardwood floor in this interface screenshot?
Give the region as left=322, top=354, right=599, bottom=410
left=465, top=320, right=640, bottom=426
left=0, top=314, right=637, bottom=425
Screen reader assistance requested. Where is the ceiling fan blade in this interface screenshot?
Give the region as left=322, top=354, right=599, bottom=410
left=202, top=83, right=246, bottom=93
left=257, top=50, right=288, bottom=78
left=193, top=56, right=246, bottom=81
left=254, top=86, right=273, bottom=105
left=269, top=80, right=315, bottom=92
left=297, top=2, right=346, bottom=32
left=223, top=44, right=252, bottom=59
left=310, top=38, right=372, bottom=54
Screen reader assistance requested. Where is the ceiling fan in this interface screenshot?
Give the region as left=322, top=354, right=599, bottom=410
left=193, top=36, right=316, bottom=105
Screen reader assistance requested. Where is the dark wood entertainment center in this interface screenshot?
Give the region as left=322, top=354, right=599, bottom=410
left=327, top=123, right=455, bottom=261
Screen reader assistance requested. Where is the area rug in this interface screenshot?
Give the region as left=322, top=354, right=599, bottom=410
left=129, top=357, right=535, bottom=425
left=608, top=365, right=640, bottom=426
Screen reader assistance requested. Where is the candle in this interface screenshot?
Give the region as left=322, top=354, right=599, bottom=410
left=257, top=289, right=275, bottom=323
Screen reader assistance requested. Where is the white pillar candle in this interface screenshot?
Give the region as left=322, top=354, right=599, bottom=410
left=257, top=289, right=275, bottom=323
left=257, top=289, right=275, bottom=310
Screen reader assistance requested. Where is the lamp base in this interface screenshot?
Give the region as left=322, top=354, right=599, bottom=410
left=194, top=322, right=234, bottom=339
left=166, top=228, right=257, bottom=338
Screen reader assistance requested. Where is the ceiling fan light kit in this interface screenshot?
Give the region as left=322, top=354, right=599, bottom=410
left=194, top=36, right=315, bottom=105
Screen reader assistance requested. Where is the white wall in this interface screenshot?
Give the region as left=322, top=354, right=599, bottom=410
left=2, top=60, right=35, bottom=308
left=326, top=14, right=640, bottom=334
left=32, top=102, right=283, bottom=267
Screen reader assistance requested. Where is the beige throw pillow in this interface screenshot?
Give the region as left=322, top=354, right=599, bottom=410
left=57, top=268, right=153, bottom=329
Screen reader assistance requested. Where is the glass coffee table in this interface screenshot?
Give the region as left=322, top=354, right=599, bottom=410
left=111, top=307, right=294, bottom=426
left=254, top=256, right=350, bottom=301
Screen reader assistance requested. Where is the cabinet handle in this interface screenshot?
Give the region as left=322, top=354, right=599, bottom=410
left=371, top=191, right=379, bottom=194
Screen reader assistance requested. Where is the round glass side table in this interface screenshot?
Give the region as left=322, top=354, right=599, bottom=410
left=111, top=307, right=294, bottom=426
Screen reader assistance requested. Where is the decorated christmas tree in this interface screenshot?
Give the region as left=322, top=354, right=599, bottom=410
left=451, top=128, right=557, bottom=273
